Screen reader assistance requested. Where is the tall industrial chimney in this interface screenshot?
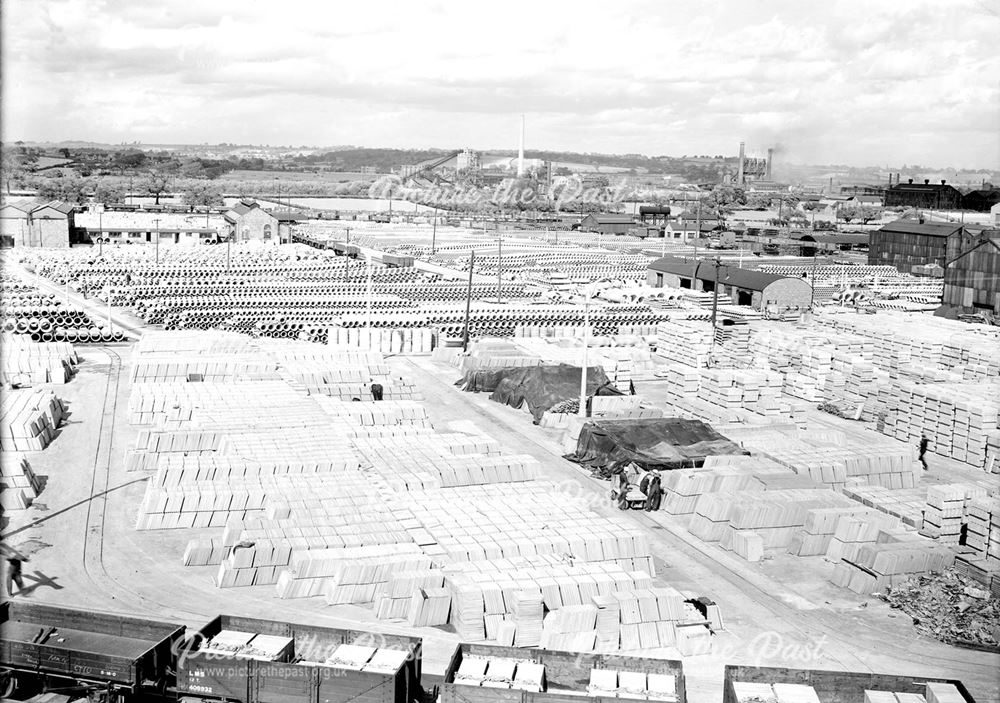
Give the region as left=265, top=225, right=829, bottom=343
left=517, top=115, right=525, bottom=177
left=766, top=148, right=774, bottom=181
left=736, top=142, right=746, bottom=185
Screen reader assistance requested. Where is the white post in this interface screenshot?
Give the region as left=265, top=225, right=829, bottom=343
left=579, top=287, right=590, bottom=417
left=365, top=252, right=373, bottom=331
left=65, top=281, right=69, bottom=305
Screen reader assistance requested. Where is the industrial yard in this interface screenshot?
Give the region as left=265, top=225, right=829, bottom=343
left=1, top=211, right=999, bottom=703
left=3, top=2, right=1000, bottom=702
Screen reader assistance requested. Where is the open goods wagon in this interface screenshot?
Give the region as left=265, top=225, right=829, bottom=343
left=175, top=614, right=422, bottom=703
left=723, top=665, right=978, bottom=703
left=0, top=602, right=185, bottom=700
left=440, top=643, right=685, bottom=703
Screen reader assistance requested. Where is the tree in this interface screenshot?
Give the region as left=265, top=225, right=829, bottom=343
left=114, top=149, right=147, bottom=173
left=181, top=181, right=224, bottom=207
left=142, top=171, right=170, bottom=204
left=705, top=185, right=747, bottom=214
left=92, top=179, right=125, bottom=204
left=1, top=149, right=28, bottom=194
left=800, top=201, right=826, bottom=213
left=838, top=205, right=884, bottom=224
left=36, top=174, right=89, bottom=204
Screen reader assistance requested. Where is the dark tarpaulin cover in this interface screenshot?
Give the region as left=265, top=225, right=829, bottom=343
left=465, top=364, right=621, bottom=423
left=565, top=417, right=749, bottom=471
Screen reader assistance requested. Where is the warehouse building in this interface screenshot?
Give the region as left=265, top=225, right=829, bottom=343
left=884, top=179, right=963, bottom=209
left=961, top=188, right=1000, bottom=212
left=0, top=199, right=74, bottom=247
left=579, top=213, right=636, bottom=235
left=868, top=219, right=964, bottom=272
left=647, top=256, right=812, bottom=310
left=225, top=200, right=280, bottom=243
left=942, top=228, right=1000, bottom=313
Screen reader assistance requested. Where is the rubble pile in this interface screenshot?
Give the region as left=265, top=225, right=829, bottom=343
left=878, top=569, right=1000, bottom=648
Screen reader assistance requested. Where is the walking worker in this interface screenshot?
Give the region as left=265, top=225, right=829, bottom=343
left=918, top=435, right=930, bottom=470
left=370, top=379, right=384, bottom=401
left=5, top=552, right=28, bottom=597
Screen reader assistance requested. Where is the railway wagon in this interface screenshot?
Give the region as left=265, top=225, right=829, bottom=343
left=723, top=665, right=978, bottom=703
left=440, top=643, right=685, bottom=703
left=175, top=614, right=422, bottom=703
left=0, top=601, right=185, bottom=699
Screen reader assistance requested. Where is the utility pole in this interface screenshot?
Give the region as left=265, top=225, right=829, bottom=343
left=462, top=251, right=475, bottom=351
left=709, top=257, right=722, bottom=346
left=809, top=253, right=818, bottom=310
left=432, top=215, right=437, bottom=255
left=579, top=285, right=590, bottom=417
left=153, top=218, right=161, bottom=264
left=226, top=234, right=231, bottom=272
left=98, top=209, right=103, bottom=257
left=346, top=227, right=351, bottom=244
left=365, top=253, right=373, bottom=332
left=496, top=229, right=503, bottom=303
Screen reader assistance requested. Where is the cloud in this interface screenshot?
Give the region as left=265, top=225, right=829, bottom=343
left=1, top=0, right=998, bottom=168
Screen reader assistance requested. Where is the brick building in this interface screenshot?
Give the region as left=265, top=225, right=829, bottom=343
left=647, top=256, right=812, bottom=311
left=884, top=180, right=962, bottom=209
left=224, top=200, right=280, bottom=243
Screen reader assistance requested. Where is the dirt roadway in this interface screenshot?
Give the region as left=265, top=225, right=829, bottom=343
left=1, top=341, right=997, bottom=703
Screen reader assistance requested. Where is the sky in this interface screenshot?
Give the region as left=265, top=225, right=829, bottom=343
left=3, top=0, right=999, bottom=169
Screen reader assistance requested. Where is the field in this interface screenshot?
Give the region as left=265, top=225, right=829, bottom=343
left=224, top=169, right=382, bottom=183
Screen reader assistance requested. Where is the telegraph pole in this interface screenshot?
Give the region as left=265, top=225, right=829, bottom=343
left=431, top=215, right=437, bottom=255
left=365, top=252, right=373, bottom=332
left=579, top=285, right=591, bottom=417
left=496, top=229, right=503, bottom=303
left=153, top=218, right=161, bottom=264
left=709, top=257, right=722, bottom=345
left=462, top=251, right=475, bottom=351
left=809, top=253, right=818, bottom=310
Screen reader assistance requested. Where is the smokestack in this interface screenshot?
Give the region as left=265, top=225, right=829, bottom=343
left=766, top=148, right=773, bottom=180
left=517, top=115, right=525, bottom=177
left=737, top=142, right=745, bottom=185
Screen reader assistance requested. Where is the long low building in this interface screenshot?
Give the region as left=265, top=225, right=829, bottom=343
left=647, top=256, right=812, bottom=311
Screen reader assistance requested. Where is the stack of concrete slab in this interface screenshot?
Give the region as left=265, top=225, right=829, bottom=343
left=327, top=327, right=435, bottom=354
left=654, top=320, right=714, bottom=367
left=0, top=452, right=42, bottom=510
left=1, top=336, right=77, bottom=386
left=921, top=484, right=989, bottom=543
left=964, top=496, right=1000, bottom=570
left=0, top=389, right=66, bottom=451
left=830, top=541, right=956, bottom=594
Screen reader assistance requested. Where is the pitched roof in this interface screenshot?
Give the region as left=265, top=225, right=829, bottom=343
left=582, top=214, right=635, bottom=224
left=802, top=233, right=871, bottom=245
left=227, top=201, right=258, bottom=216
left=0, top=199, right=37, bottom=214
left=647, top=256, right=796, bottom=291
left=35, top=200, right=75, bottom=215
left=877, top=220, right=964, bottom=238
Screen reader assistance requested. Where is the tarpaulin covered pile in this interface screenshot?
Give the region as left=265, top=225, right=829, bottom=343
left=460, top=364, right=621, bottom=423
left=565, top=417, right=749, bottom=472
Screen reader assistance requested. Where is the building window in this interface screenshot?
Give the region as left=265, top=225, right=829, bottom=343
left=263, top=224, right=272, bottom=240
